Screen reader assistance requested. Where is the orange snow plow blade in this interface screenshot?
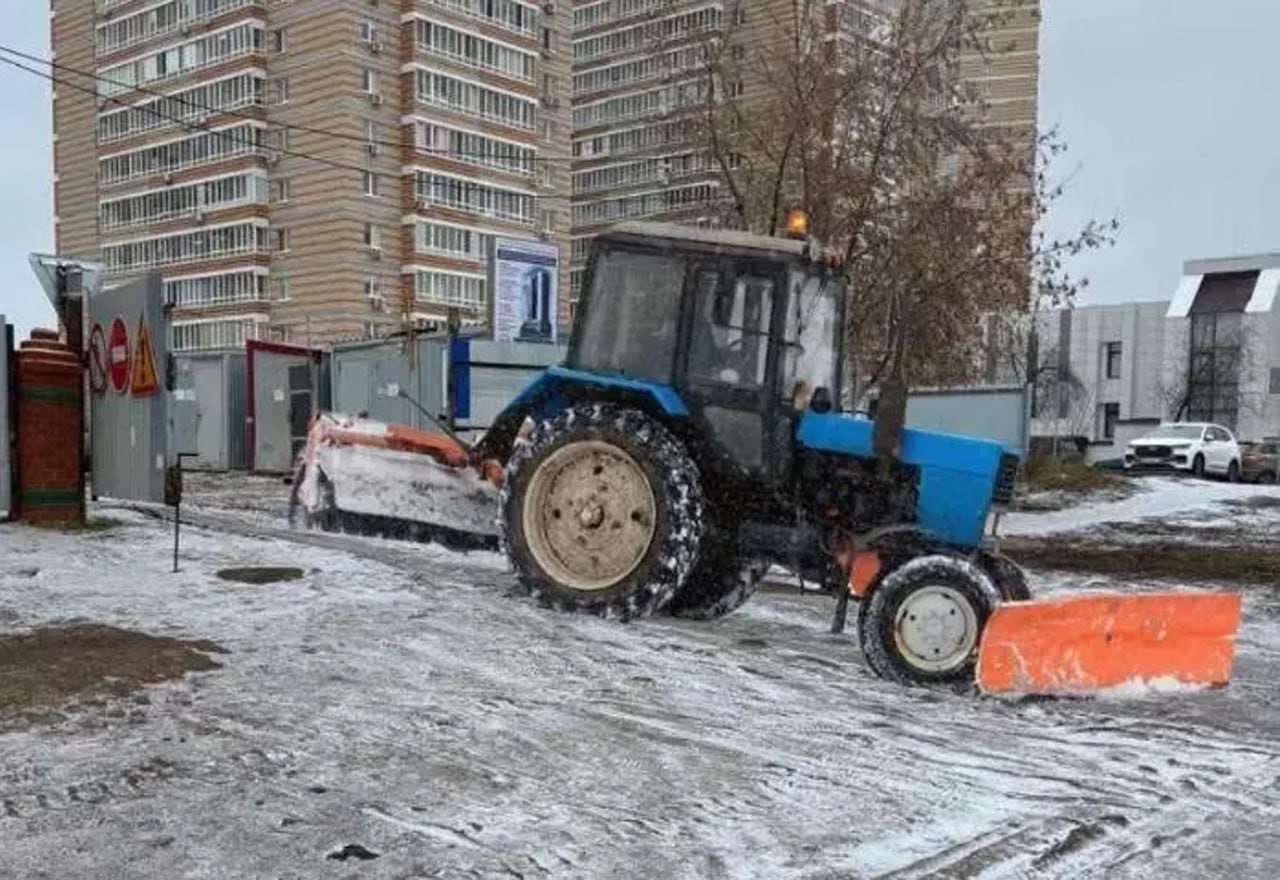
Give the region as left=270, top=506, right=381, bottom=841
left=977, top=592, right=1243, bottom=697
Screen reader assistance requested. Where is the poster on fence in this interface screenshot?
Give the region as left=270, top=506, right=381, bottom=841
left=490, top=238, right=558, bottom=344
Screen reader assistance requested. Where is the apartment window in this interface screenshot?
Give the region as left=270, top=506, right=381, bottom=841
left=365, top=119, right=379, bottom=150
left=1271, top=367, right=1280, bottom=395
left=272, top=178, right=290, bottom=202
left=1105, top=341, right=1122, bottom=379
left=164, top=270, right=266, bottom=308
left=415, top=270, right=486, bottom=309
left=172, top=318, right=266, bottom=353
left=728, top=80, right=744, bottom=98
left=414, top=69, right=537, bottom=130
left=731, top=44, right=744, bottom=60
left=274, top=276, right=291, bottom=302
left=359, top=20, right=379, bottom=42
left=416, top=19, right=536, bottom=82
left=271, top=77, right=290, bottom=104
left=364, top=223, right=380, bottom=248
left=271, top=28, right=286, bottom=53
left=99, top=22, right=266, bottom=98
left=415, top=220, right=496, bottom=262
left=362, top=69, right=379, bottom=94
left=98, top=73, right=266, bottom=143
left=365, top=278, right=385, bottom=312
left=99, top=172, right=269, bottom=230
left=273, top=228, right=289, bottom=251
left=362, top=170, right=379, bottom=197
left=102, top=222, right=270, bottom=274
left=1101, top=403, right=1120, bottom=440
left=98, top=122, right=268, bottom=186
left=415, top=171, right=535, bottom=224
left=542, top=26, right=554, bottom=53
left=543, top=74, right=558, bottom=102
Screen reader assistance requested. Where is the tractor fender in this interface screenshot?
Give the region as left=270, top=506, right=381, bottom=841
left=849, top=525, right=1002, bottom=603
left=473, top=367, right=687, bottom=465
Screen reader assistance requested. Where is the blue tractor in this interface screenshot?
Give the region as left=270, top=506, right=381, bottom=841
left=466, top=220, right=1027, bottom=685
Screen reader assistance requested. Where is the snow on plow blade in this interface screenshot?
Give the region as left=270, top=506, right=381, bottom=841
left=290, top=413, right=501, bottom=548
left=976, top=592, right=1243, bottom=697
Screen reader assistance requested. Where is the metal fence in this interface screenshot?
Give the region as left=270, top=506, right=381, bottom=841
left=904, top=384, right=1032, bottom=456
left=331, top=335, right=566, bottom=443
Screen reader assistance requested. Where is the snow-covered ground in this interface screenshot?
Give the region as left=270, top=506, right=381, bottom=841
left=1003, top=475, right=1272, bottom=537
left=0, top=475, right=1277, bottom=879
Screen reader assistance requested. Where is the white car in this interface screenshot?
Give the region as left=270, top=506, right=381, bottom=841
left=1124, top=422, right=1242, bottom=480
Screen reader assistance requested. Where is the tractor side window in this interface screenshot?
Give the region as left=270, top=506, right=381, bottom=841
left=574, top=249, right=685, bottom=383
left=782, top=271, right=839, bottom=408
left=688, top=272, right=774, bottom=389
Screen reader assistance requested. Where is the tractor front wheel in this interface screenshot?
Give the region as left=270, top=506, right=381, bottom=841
left=857, top=555, right=997, bottom=685
left=501, top=404, right=705, bottom=620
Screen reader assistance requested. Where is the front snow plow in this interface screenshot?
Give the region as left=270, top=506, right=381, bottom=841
left=976, top=591, right=1244, bottom=697
left=289, top=412, right=502, bottom=551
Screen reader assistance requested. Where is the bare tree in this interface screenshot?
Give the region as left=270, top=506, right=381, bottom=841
left=666, top=0, right=1115, bottom=457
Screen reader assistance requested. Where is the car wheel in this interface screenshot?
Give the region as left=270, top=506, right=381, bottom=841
left=1192, top=454, right=1206, bottom=478
left=1261, top=471, right=1278, bottom=485
left=1227, top=459, right=1241, bottom=483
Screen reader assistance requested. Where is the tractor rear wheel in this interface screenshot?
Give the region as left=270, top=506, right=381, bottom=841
left=501, top=404, right=705, bottom=620
left=668, top=548, right=767, bottom=620
left=857, top=555, right=997, bottom=685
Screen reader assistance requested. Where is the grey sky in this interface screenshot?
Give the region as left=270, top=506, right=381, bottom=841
left=1, top=1, right=1278, bottom=339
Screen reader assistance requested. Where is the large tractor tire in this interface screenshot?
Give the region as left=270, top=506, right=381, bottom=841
left=667, top=549, right=767, bottom=620
left=975, top=550, right=1032, bottom=601
left=501, top=404, right=705, bottom=620
left=857, top=554, right=998, bottom=685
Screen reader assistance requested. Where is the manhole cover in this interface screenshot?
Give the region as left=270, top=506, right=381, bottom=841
left=216, top=566, right=305, bottom=585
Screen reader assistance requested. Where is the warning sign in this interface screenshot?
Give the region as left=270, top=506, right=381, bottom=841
left=108, top=316, right=130, bottom=394
left=130, top=315, right=160, bottom=397
left=87, top=322, right=108, bottom=395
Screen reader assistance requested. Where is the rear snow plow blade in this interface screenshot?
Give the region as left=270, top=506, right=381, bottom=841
left=290, top=413, right=502, bottom=550
left=976, top=592, right=1243, bottom=697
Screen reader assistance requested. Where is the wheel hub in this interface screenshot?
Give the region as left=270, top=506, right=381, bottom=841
left=893, top=585, right=979, bottom=672
left=522, top=441, right=657, bottom=592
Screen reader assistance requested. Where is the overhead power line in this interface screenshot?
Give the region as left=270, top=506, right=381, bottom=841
left=0, top=43, right=585, bottom=165
left=0, top=50, right=579, bottom=203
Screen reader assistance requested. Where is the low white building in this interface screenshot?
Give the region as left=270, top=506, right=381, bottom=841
left=1015, top=252, right=1280, bottom=460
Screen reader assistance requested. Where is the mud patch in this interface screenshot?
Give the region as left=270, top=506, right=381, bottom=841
left=0, top=624, right=225, bottom=728
left=1006, top=540, right=1280, bottom=588
left=216, top=566, right=304, bottom=584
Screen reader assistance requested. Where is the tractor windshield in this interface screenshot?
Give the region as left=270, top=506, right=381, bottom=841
left=782, top=270, right=842, bottom=407
left=572, top=247, right=685, bottom=383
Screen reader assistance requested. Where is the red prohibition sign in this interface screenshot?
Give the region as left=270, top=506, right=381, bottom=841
left=108, top=316, right=131, bottom=394
left=87, top=322, right=108, bottom=395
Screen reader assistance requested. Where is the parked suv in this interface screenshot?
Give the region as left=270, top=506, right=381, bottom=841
left=1124, top=422, right=1242, bottom=480
left=1240, top=441, right=1279, bottom=484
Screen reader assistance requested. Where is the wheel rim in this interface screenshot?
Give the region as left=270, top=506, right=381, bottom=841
left=893, top=585, right=980, bottom=673
left=521, top=440, right=657, bottom=592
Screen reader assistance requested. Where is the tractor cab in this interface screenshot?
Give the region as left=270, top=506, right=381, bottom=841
left=567, top=219, right=846, bottom=486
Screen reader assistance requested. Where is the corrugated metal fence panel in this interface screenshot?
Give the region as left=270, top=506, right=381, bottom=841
left=330, top=337, right=565, bottom=440
left=0, top=317, right=11, bottom=518
left=458, top=340, right=566, bottom=438
left=89, top=277, right=168, bottom=502
left=905, top=386, right=1031, bottom=456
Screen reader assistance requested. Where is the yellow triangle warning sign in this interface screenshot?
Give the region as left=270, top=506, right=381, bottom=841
left=130, top=315, right=160, bottom=397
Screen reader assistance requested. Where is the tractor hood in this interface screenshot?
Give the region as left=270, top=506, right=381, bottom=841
left=797, top=411, right=1014, bottom=548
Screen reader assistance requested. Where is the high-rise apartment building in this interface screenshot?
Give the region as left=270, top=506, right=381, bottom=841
left=51, top=0, right=572, bottom=351
left=567, top=0, right=1041, bottom=307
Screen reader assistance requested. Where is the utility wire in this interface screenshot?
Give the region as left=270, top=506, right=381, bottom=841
left=0, top=52, right=579, bottom=204
left=0, top=43, right=587, bottom=163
